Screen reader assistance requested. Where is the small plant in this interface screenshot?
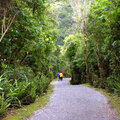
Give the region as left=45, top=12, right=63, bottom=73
left=0, top=93, right=10, bottom=116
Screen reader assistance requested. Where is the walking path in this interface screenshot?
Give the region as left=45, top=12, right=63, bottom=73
left=28, top=78, right=118, bottom=120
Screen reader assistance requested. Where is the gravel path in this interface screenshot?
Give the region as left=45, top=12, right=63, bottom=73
left=28, top=78, right=118, bottom=120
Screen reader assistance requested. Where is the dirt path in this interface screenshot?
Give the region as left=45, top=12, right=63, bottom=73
left=28, top=78, right=118, bottom=120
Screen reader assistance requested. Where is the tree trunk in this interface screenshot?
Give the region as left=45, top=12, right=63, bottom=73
left=96, top=43, right=105, bottom=83
left=83, top=21, right=92, bottom=84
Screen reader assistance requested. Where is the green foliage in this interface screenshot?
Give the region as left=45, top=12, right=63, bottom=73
left=86, top=0, right=120, bottom=91
left=0, top=0, right=60, bottom=116
left=52, top=2, right=74, bottom=44
left=63, top=0, right=120, bottom=95
left=0, top=67, right=50, bottom=115
left=50, top=45, right=71, bottom=77
left=0, top=0, right=119, bottom=117
left=64, top=34, right=86, bottom=84
left=0, top=93, right=10, bottom=116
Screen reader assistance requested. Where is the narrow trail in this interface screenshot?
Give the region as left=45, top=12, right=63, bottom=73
left=28, top=78, right=118, bottom=120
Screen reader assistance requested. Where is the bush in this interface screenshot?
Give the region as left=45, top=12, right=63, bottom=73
left=0, top=93, right=10, bottom=116
left=0, top=66, right=51, bottom=116
left=34, top=74, right=50, bottom=96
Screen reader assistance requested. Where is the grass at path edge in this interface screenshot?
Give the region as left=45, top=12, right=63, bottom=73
left=83, top=83, right=120, bottom=119
left=2, top=85, right=54, bottom=120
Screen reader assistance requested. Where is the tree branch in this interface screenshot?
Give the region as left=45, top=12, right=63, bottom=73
left=0, top=13, right=16, bottom=42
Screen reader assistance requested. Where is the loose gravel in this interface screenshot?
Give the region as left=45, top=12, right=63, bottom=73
left=28, top=78, right=118, bottom=120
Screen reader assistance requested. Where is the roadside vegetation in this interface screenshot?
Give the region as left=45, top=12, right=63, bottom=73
left=0, top=0, right=62, bottom=117
left=63, top=0, right=120, bottom=96
left=2, top=85, right=53, bottom=120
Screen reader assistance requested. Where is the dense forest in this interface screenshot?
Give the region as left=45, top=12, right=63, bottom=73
left=0, top=0, right=62, bottom=116
left=0, top=0, right=120, bottom=117
left=64, top=0, right=120, bottom=91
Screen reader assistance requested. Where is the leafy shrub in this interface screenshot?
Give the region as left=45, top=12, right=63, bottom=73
left=0, top=66, right=51, bottom=116
left=64, top=0, right=120, bottom=96
left=3, top=66, right=34, bottom=82
left=34, top=74, right=50, bottom=96
left=0, top=93, right=10, bottom=116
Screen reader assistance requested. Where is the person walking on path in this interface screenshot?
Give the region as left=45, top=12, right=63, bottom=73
left=57, top=72, right=60, bottom=80
left=59, top=72, right=63, bottom=81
